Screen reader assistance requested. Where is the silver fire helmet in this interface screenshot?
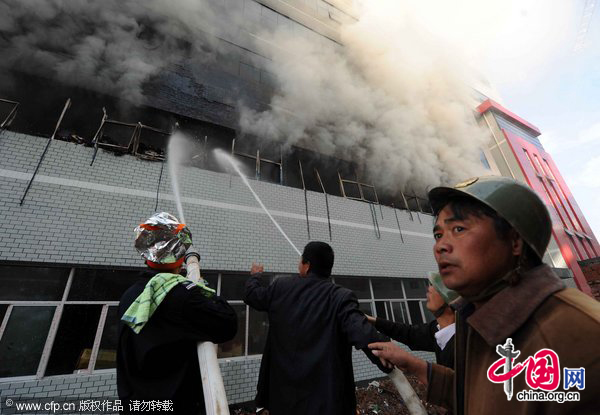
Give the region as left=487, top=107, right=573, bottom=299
left=134, top=212, right=192, bottom=265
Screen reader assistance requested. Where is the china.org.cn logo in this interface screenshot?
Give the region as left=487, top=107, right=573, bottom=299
left=486, top=338, right=585, bottom=403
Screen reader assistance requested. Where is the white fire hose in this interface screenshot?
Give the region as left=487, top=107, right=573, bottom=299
left=185, top=248, right=230, bottom=415
left=388, top=368, right=427, bottom=415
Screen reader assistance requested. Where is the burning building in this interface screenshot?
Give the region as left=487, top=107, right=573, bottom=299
left=0, top=0, right=596, bottom=408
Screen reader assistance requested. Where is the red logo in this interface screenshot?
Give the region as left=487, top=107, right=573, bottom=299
left=487, top=338, right=561, bottom=400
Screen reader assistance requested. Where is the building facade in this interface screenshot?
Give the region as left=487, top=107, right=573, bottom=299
left=477, top=98, right=598, bottom=295
left=0, top=1, right=441, bottom=405
left=0, top=0, right=595, bottom=408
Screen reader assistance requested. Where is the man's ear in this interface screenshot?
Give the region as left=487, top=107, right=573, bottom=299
left=510, top=230, right=524, bottom=256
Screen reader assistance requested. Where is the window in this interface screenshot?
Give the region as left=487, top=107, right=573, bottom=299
left=0, top=98, right=19, bottom=129
left=232, top=137, right=282, bottom=184
left=372, top=278, right=404, bottom=299
left=403, top=278, right=428, bottom=298
left=338, top=170, right=379, bottom=203
left=0, top=265, right=429, bottom=378
left=91, top=109, right=138, bottom=154
left=480, top=150, right=491, bottom=170
left=132, top=123, right=170, bottom=161
left=217, top=304, right=246, bottom=358
left=0, top=266, right=69, bottom=301
left=0, top=306, right=55, bottom=377
left=68, top=269, right=141, bottom=301
left=407, top=301, right=424, bottom=324
left=334, top=277, right=371, bottom=299
left=0, top=265, right=142, bottom=378
left=46, top=305, right=103, bottom=375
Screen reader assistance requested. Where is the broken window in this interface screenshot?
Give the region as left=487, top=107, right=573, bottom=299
left=175, top=117, right=236, bottom=172
left=0, top=98, right=19, bottom=129
left=132, top=123, right=171, bottom=161
left=338, top=168, right=379, bottom=204
left=91, top=109, right=138, bottom=157
left=231, top=136, right=282, bottom=184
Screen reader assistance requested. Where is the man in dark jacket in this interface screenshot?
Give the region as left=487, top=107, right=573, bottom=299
left=117, top=212, right=237, bottom=414
left=244, top=241, right=390, bottom=415
left=367, top=272, right=457, bottom=368
left=369, top=177, right=600, bottom=415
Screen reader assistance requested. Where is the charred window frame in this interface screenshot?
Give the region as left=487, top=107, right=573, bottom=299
left=132, top=123, right=171, bottom=161
left=0, top=98, right=19, bottom=130
left=91, top=109, right=138, bottom=156
left=338, top=170, right=380, bottom=204
left=231, top=138, right=283, bottom=184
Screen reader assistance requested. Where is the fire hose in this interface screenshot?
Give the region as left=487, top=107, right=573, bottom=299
left=388, top=369, right=427, bottom=415
left=185, top=248, right=230, bottom=415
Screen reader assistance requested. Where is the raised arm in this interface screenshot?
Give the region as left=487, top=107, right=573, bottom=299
left=244, top=263, right=271, bottom=311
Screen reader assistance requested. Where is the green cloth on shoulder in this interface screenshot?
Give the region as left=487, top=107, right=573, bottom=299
left=121, top=272, right=215, bottom=334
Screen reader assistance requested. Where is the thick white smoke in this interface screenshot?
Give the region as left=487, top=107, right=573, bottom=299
left=240, top=1, right=488, bottom=193
left=0, top=0, right=488, bottom=193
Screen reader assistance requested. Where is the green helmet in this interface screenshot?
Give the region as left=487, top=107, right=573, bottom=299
left=428, top=176, right=552, bottom=260
left=428, top=272, right=459, bottom=304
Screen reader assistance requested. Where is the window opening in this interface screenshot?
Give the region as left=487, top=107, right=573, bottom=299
left=0, top=98, right=19, bottom=129
left=334, top=277, right=371, bottom=299
left=132, top=123, right=171, bottom=161
left=217, top=303, right=246, bottom=358
left=372, top=278, right=405, bottom=299
left=407, top=300, right=424, bottom=324
left=0, top=306, right=55, bottom=377
left=374, top=301, right=390, bottom=320
left=231, top=137, right=282, bottom=184
left=421, top=301, right=435, bottom=322
left=338, top=169, right=380, bottom=204
left=94, top=306, right=119, bottom=370
left=90, top=108, right=138, bottom=165
left=391, top=301, right=408, bottom=324
left=248, top=308, right=269, bottom=355
left=45, top=304, right=102, bottom=375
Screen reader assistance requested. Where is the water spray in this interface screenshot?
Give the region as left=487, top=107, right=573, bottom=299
left=167, top=134, right=230, bottom=415
left=214, top=148, right=301, bottom=256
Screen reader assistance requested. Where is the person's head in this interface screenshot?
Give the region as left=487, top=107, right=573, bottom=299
left=426, top=272, right=459, bottom=314
left=428, top=177, right=551, bottom=297
left=134, top=212, right=192, bottom=273
left=299, top=241, right=334, bottom=277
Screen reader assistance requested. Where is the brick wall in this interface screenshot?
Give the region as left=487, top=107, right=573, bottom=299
left=0, top=131, right=436, bottom=276
left=0, top=351, right=435, bottom=407
left=0, top=131, right=438, bottom=405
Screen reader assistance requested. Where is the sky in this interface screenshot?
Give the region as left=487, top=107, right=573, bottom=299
left=406, top=0, right=600, bottom=238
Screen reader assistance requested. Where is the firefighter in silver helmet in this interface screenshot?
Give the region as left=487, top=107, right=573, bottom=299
left=369, top=176, right=600, bottom=415
left=117, top=212, right=237, bottom=414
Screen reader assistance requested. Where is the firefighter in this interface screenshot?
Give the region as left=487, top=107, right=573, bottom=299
left=117, top=212, right=237, bottom=414
left=369, top=176, right=600, bottom=414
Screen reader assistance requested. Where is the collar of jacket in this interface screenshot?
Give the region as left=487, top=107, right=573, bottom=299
left=306, top=271, right=329, bottom=279
left=453, top=264, right=565, bottom=346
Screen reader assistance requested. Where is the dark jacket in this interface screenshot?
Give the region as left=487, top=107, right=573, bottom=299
left=244, top=272, right=390, bottom=415
left=427, top=265, right=600, bottom=415
left=374, top=318, right=455, bottom=368
left=117, top=270, right=237, bottom=414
